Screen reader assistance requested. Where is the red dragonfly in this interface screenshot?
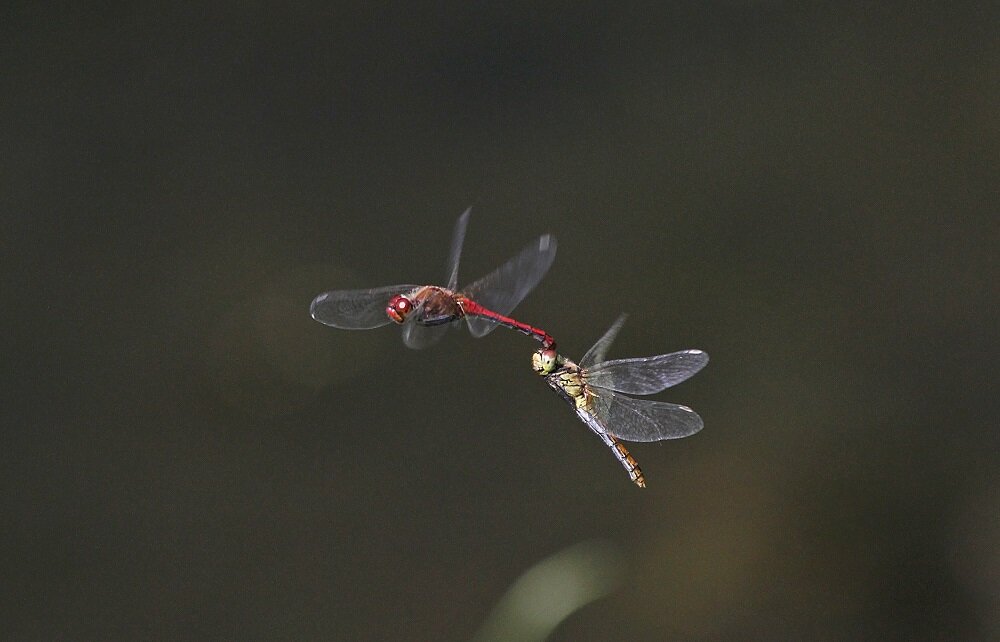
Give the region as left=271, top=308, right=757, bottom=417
left=532, top=314, right=708, bottom=487
left=310, top=208, right=557, bottom=349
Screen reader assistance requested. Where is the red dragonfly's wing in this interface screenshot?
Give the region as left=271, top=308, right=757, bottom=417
left=461, top=234, right=557, bottom=338
left=444, top=207, right=471, bottom=292
left=310, top=284, right=419, bottom=329
left=400, top=299, right=454, bottom=349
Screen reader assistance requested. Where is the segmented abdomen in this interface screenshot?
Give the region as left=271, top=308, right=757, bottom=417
left=609, top=436, right=645, bottom=488
left=573, top=406, right=647, bottom=488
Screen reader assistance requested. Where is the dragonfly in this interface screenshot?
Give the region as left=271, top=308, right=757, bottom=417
left=531, top=314, right=708, bottom=487
left=310, top=208, right=557, bottom=349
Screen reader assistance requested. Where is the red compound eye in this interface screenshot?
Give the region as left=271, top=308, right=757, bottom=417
left=386, top=295, right=413, bottom=323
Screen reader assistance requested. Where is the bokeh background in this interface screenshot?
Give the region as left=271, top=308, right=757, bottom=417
left=3, top=2, right=996, bottom=639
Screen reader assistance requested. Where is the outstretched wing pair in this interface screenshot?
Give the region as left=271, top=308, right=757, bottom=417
left=564, top=314, right=709, bottom=443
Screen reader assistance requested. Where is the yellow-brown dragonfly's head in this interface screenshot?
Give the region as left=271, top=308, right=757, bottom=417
left=531, top=348, right=559, bottom=376
left=386, top=294, right=415, bottom=324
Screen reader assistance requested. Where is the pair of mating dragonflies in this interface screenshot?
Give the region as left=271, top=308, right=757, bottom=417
left=310, top=209, right=707, bottom=487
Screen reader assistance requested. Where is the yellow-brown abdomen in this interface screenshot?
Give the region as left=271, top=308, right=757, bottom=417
left=612, top=440, right=646, bottom=488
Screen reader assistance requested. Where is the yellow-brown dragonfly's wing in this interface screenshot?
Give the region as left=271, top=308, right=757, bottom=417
left=579, top=314, right=628, bottom=368
left=589, top=389, right=703, bottom=443
left=584, top=350, right=708, bottom=395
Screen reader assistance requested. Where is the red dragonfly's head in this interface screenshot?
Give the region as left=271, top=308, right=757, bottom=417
left=386, top=294, right=415, bottom=324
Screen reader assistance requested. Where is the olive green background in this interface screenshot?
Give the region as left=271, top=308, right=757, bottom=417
left=3, top=3, right=996, bottom=639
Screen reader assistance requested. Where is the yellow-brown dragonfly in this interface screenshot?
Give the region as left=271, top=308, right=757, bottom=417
left=532, top=315, right=707, bottom=487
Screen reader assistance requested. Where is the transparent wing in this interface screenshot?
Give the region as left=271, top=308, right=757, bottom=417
left=461, top=234, right=557, bottom=338
left=444, top=208, right=471, bottom=291
left=310, top=284, right=419, bottom=329
left=401, top=312, right=453, bottom=349
left=584, top=350, right=709, bottom=395
left=589, top=390, right=703, bottom=442
left=580, top=314, right=628, bottom=368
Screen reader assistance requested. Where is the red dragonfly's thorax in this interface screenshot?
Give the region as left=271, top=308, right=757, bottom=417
left=410, top=286, right=463, bottom=325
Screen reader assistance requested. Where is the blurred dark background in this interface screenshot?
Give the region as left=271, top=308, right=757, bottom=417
left=2, top=2, right=996, bottom=639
